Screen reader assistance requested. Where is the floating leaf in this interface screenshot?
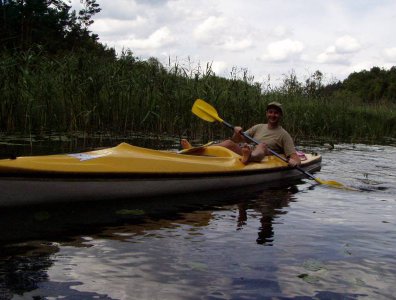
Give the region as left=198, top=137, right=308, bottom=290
left=116, top=209, right=145, bottom=216
left=303, top=259, right=325, bottom=272
left=355, top=278, right=366, bottom=286
left=34, top=211, right=51, bottom=221
left=298, top=273, right=320, bottom=284
left=187, top=261, right=208, bottom=271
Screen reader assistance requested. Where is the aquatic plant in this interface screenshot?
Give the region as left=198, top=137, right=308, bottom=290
left=0, top=50, right=395, bottom=144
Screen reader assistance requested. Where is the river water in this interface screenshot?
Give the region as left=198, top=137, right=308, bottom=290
left=0, top=136, right=395, bottom=299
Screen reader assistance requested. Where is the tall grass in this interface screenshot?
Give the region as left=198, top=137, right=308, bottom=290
left=0, top=50, right=395, bottom=144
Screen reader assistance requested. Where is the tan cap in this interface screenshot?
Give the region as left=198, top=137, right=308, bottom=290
left=266, top=101, right=283, bottom=115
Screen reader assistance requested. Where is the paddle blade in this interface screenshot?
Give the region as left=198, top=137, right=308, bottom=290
left=315, top=177, right=357, bottom=190
left=192, top=99, right=223, bottom=123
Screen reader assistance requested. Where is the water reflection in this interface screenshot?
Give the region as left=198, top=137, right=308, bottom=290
left=0, top=186, right=298, bottom=298
left=237, top=186, right=299, bottom=245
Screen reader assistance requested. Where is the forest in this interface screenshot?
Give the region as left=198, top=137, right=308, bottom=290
left=1, top=0, right=395, bottom=143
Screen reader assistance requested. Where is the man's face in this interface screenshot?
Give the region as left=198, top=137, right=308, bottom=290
left=266, top=108, right=282, bottom=124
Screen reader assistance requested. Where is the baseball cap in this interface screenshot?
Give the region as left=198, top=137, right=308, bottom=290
left=266, top=101, right=283, bottom=115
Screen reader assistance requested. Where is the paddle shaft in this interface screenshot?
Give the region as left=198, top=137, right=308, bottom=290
left=222, top=120, right=319, bottom=182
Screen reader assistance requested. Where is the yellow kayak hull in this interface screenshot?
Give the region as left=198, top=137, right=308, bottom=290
left=0, top=143, right=321, bottom=207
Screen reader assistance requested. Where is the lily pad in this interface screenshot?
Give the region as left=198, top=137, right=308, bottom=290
left=298, top=273, right=320, bottom=284
left=116, top=209, right=145, bottom=216
left=355, top=278, right=366, bottom=286
left=187, top=261, right=208, bottom=271
left=34, top=211, right=51, bottom=221
left=302, top=259, right=325, bottom=272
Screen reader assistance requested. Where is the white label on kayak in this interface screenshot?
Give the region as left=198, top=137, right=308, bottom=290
left=68, top=151, right=111, bottom=161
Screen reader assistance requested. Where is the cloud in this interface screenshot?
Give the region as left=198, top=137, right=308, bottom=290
left=92, top=16, right=148, bottom=38
left=384, top=47, right=396, bottom=62
left=260, top=39, right=304, bottom=62
left=193, top=16, right=253, bottom=51
left=222, top=38, right=252, bottom=51
left=166, top=0, right=211, bottom=21
left=271, top=26, right=291, bottom=38
left=317, top=46, right=349, bottom=64
left=334, top=35, right=361, bottom=53
left=317, top=35, right=361, bottom=64
left=211, top=61, right=228, bottom=75
left=194, top=16, right=227, bottom=43
left=121, top=27, right=175, bottom=50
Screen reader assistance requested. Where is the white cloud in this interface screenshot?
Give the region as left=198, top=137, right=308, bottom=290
left=260, top=39, right=304, bottom=62
left=317, top=46, right=349, bottom=64
left=316, top=35, right=361, bottom=65
left=211, top=61, right=228, bottom=75
left=166, top=0, right=211, bottom=21
left=271, top=26, right=291, bottom=38
left=334, top=35, right=361, bottom=53
left=92, top=16, right=148, bottom=37
left=194, top=16, right=227, bottom=44
left=384, top=47, right=396, bottom=62
left=122, top=27, right=175, bottom=50
left=193, top=16, right=253, bottom=51
left=222, top=38, right=252, bottom=51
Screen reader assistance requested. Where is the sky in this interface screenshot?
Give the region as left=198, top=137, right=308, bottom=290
left=72, top=0, right=396, bottom=87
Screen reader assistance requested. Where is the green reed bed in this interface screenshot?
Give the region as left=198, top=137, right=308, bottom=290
left=0, top=50, right=395, bottom=144
left=269, top=97, right=395, bottom=144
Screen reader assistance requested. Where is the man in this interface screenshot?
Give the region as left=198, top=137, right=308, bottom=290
left=182, top=102, right=301, bottom=167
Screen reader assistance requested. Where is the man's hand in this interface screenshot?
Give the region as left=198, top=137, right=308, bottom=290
left=233, top=126, right=243, bottom=135
left=288, top=158, right=300, bottom=167
left=231, top=126, right=244, bottom=143
left=288, top=153, right=301, bottom=167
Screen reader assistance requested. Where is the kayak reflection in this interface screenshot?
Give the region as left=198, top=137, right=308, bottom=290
left=0, top=182, right=301, bottom=244
left=0, top=184, right=299, bottom=298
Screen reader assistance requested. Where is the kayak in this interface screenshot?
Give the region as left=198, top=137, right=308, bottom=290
left=0, top=142, right=321, bottom=207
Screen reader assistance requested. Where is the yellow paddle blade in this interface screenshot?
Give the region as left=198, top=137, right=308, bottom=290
left=192, top=99, right=224, bottom=123
left=315, top=177, right=357, bottom=191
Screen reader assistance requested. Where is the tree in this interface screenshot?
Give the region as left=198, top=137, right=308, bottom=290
left=281, top=70, right=303, bottom=97
left=0, top=0, right=110, bottom=55
left=304, top=70, right=323, bottom=99
left=341, top=66, right=396, bottom=103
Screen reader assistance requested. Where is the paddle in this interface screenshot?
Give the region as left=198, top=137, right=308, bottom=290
left=192, top=98, right=347, bottom=188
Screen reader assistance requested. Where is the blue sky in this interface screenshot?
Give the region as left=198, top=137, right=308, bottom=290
left=72, top=0, right=396, bottom=86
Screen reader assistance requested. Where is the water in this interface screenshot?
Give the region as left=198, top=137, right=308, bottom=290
left=0, top=137, right=395, bottom=299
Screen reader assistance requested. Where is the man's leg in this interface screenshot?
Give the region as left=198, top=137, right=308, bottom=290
left=180, top=139, right=192, bottom=149
left=241, top=143, right=268, bottom=164
left=216, top=139, right=243, bottom=155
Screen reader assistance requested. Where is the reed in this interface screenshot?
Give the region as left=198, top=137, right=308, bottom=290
left=0, top=50, right=395, bottom=144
